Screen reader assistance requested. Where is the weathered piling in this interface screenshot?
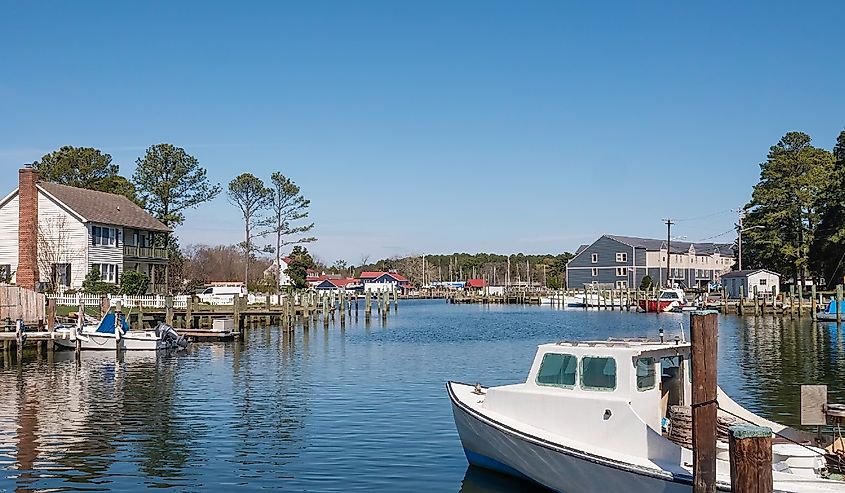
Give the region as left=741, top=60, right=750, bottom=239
left=691, top=310, right=718, bottom=493
left=837, top=285, right=843, bottom=324
left=811, top=285, right=817, bottom=316
left=728, top=425, right=773, bottom=493
left=738, top=286, right=744, bottom=316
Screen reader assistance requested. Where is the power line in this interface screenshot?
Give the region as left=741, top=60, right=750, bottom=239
left=696, top=229, right=736, bottom=242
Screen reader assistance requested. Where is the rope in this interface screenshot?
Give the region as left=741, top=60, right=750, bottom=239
left=715, top=402, right=825, bottom=458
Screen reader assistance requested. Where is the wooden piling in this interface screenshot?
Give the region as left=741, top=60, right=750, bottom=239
left=753, top=286, right=759, bottom=316
left=166, top=295, right=174, bottom=326
left=789, top=285, right=795, bottom=318
left=691, top=310, right=718, bottom=493
left=47, top=299, right=56, bottom=333
left=837, top=285, right=843, bottom=324
left=728, top=425, right=773, bottom=493
left=100, top=296, right=110, bottom=318
left=811, top=285, right=817, bottom=316
left=738, top=286, right=744, bottom=316
left=797, top=284, right=804, bottom=318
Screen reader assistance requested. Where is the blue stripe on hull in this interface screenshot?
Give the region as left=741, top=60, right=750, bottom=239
left=463, top=448, right=562, bottom=492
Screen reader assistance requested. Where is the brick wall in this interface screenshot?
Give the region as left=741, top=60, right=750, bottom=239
left=17, top=168, right=39, bottom=290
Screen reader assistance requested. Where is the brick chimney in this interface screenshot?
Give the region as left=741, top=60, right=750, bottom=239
left=17, top=167, right=39, bottom=291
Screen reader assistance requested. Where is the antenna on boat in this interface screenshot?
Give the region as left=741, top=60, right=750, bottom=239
left=678, top=322, right=686, bottom=343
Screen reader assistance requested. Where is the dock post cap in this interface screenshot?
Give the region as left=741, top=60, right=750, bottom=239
left=728, top=424, right=772, bottom=439
left=691, top=310, right=720, bottom=316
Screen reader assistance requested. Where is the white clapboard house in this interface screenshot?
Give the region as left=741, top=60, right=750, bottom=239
left=0, top=168, right=171, bottom=293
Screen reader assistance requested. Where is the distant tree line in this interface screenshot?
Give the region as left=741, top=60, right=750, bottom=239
left=342, top=252, right=575, bottom=289
left=742, top=129, right=845, bottom=288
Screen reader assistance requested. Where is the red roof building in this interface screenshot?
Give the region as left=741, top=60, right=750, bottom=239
left=465, top=279, right=488, bottom=289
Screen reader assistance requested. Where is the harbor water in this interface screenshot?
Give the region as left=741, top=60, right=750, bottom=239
left=2, top=300, right=845, bottom=492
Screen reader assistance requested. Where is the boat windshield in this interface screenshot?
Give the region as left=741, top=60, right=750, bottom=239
left=659, top=291, right=679, bottom=300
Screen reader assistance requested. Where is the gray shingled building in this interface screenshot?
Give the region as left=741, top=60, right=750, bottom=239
left=566, top=235, right=735, bottom=290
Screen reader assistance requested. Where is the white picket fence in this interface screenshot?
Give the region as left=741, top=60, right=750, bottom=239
left=48, top=294, right=189, bottom=309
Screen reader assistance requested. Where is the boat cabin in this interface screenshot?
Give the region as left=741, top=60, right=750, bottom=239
left=524, top=339, right=692, bottom=434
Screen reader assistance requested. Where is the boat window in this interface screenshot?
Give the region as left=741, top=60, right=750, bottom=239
left=581, top=357, right=616, bottom=391
left=636, top=357, right=656, bottom=391
left=535, top=353, right=577, bottom=388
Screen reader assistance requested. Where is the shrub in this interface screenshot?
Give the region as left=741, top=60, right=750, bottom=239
left=120, top=270, right=150, bottom=295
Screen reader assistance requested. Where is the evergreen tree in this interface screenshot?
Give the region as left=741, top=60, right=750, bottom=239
left=287, top=246, right=315, bottom=289
left=810, top=129, right=845, bottom=286
left=743, top=132, right=835, bottom=284
left=31, top=146, right=137, bottom=202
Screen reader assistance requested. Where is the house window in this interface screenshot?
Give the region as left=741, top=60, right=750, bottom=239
left=591, top=253, right=598, bottom=263
left=581, top=356, right=616, bottom=391
left=615, top=252, right=628, bottom=262
left=535, top=353, right=577, bottom=388
left=51, top=263, right=72, bottom=287
left=92, top=226, right=117, bottom=247
left=0, top=264, right=12, bottom=282
left=92, top=263, right=118, bottom=283
left=615, top=280, right=628, bottom=289
left=615, top=267, right=627, bottom=276
left=591, top=268, right=598, bottom=276
left=636, top=357, right=656, bottom=391
left=759, top=279, right=767, bottom=286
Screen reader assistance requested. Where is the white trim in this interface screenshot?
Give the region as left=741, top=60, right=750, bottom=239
left=36, top=185, right=88, bottom=223
left=0, top=188, right=18, bottom=209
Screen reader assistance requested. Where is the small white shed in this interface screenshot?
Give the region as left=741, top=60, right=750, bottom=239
left=721, top=269, right=780, bottom=300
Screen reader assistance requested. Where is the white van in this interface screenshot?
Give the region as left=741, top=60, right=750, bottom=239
left=198, top=285, right=248, bottom=305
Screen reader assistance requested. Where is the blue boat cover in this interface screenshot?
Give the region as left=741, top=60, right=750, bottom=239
left=95, top=312, right=131, bottom=334
left=826, top=300, right=845, bottom=314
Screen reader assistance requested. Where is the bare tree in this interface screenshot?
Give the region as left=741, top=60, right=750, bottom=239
left=37, top=216, right=85, bottom=293
left=227, top=173, right=271, bottom=286
left=262, top=172, right=316, bottom=290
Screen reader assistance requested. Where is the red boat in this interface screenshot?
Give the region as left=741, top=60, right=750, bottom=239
left=638, top=288, right=686, bottom=312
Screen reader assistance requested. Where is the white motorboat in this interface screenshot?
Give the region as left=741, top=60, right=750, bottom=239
left=55, top=311, right=188, bottom=351
left=448, top=338, right=845, bottom=492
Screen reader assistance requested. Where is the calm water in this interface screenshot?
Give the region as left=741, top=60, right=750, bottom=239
left=2, top=300, right=845, bottom=492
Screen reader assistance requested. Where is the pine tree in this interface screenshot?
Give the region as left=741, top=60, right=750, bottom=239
left=809, top=130, right=845, bottom=286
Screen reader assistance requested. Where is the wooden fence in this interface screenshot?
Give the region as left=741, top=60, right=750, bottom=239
left=0, top=286, right=46, bottom=323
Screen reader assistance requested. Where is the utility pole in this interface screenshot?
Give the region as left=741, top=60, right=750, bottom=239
left=738, top=213, right=744, bottom=271
left=663, top=218, right=675, bottom=287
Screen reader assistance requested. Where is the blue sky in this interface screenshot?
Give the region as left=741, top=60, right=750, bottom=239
left=2, top=1, right=843, bottom=264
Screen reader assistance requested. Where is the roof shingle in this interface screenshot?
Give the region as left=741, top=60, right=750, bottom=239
left=38, top=182, right=171, bottom=232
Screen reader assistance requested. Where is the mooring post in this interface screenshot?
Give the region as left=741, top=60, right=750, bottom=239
left=100, top=296, right=110, bottom=318
left=811, top=285, right=817, bottom=316
left=789, top=285, right=795, bottom=318
left=166, top=295, right=174, bottom=326
left=753, top=285, right=759, bottom=316
left=797, top=283, right=804, bottom=318
left=837, top=285, right=843, bottom=324
left=728, top=425, right=773, bottom=493
left=47, top=298, right=56, bottom=333
left=738, top=286, right=744, bottom=316
left=114, top=301, right=122, bottom=355
left=691, top=310, right=718, bottom=493
left=76, top=302, right=84, bottom=361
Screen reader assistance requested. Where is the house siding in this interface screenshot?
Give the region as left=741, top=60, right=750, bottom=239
left=0, top=193, right=20, bottom=280
left=88, top=222, right=124, bottom=283
left=566, top=236, right=635, bottom=288
left=37, top=192, right=89, bottom=289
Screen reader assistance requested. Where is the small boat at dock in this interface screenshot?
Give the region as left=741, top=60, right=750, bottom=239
left=55, top=311, right=188, bottom=351
left=817, top=300, right=845, bottom=321
left=448, top=338, right=845, bottom=492
left=639, top=288, right=686, bottom=312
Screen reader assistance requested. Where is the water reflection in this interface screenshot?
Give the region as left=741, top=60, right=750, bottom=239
left=1, top=303, right=845, bottom=492
left=727, top=315, right=845, bottom=425
left=459, top=466, right=551, bottom=492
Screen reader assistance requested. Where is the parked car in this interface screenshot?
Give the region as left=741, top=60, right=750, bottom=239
left=197, top=285, right=248, bottom=305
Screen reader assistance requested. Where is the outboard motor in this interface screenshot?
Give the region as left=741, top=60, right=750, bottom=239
left=156, top=322, right=189, bottom=350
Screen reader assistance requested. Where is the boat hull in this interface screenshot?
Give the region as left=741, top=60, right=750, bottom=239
left=638, top=300, right=678, bottom=312
left=54, top=332, right=173, bottom=351
left=448, top=382, right=694, bottom=493
left=817, top=312, right=843, bottom=321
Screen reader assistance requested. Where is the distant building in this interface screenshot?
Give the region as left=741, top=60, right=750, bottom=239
left=0, top=168, right=171, bottom=293
left=566, top=235, right=734, bottom=290
left=359, top=271, right=411, bottom=292
left=263, top=257, right=292, bottom=288
left=465, top=278, right=488, bottom=291
left=721, top=269, right=780, bottom=299
left=314, top=278, right=360, bottom=292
